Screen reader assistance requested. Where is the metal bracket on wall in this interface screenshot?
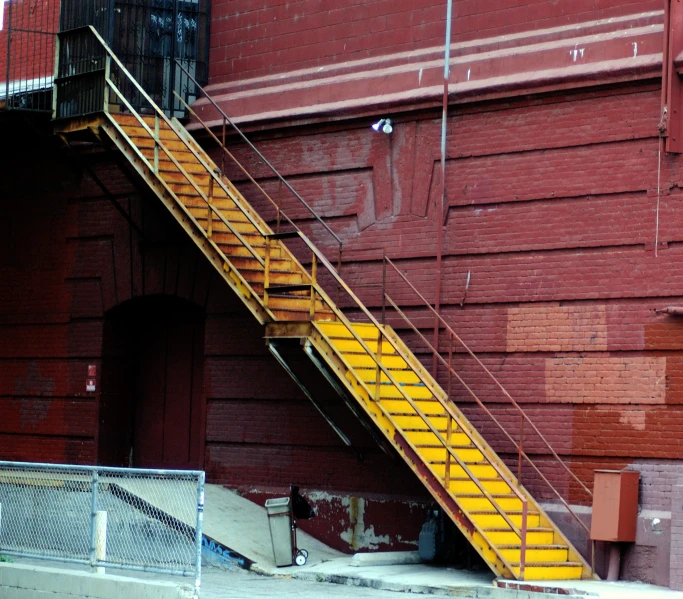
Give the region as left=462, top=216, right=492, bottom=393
left=267, top=341, right=353, bottom=448
left=302, top=340, right=398, bottom=460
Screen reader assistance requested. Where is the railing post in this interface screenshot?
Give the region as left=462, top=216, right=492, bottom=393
left=519, top=500, right=528, bottom=580
left=264, top=237, right=271, bottom=308
left=207, top=178, right=214, bottom=238
left=89, top=469, right=99, bottom=571
left=153, top=114, right=160, bottom=174
left=445, top=415, right=452, bottom=489
left=310, top=252, right=317, bottom=320
left=221, top=116, right=226, bottom=174
left=381, top=251, right=387, bottom=327
left=375, top=329, right=383, bottom=401
left=518, top=414, right=524, bottom=483
left=194, top=472, right=205, bottom=599
left=336, top=244, right=343, bottom=306
left=447, top=334, right=454, bottom=400
left=103, top=56, right=111, bottom=113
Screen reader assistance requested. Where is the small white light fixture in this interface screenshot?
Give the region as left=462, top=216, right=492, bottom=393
left=372, top=118, right=393, bottom=135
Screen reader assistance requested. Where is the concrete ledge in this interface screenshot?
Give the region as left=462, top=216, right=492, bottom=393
left=0, top=563, right=194, bottom=599
left=350, top=552, right=422, bottom=567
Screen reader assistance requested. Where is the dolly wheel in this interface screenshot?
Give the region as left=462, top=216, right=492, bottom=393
left=295, top=551, right=307, bottom=566
left=300, top=549, right=309, bottom=558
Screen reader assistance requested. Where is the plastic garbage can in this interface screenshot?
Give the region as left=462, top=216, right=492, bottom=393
left=265, top=497, right=293, bottom=566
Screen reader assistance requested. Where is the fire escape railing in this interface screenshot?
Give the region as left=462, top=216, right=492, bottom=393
left=381, top=255, right=595, bottom=569
left=171, top=59, right=344, bottom=276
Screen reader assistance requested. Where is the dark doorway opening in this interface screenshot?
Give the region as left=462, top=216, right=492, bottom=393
left=99, top=295, right=205, bottom=469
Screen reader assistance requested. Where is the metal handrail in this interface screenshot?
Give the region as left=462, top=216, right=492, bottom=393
left=382, top=257, right=593, bottom=547
left=384, top=256, right=592, bottom=497
left=79, top=26, right=269, bottom=271
left=172, top=91, right=302, bottom=236
left=173, top=60, right=343, bottom=253
left=284, top=229, right=530, bottom=574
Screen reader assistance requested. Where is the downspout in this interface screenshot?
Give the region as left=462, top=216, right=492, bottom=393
left=433, top=0, right=453, bottom=378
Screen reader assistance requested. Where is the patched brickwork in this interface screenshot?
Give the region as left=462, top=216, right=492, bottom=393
left=507, top=304, right=608, bottom=352
left=545, top=356, right=667, bottom=404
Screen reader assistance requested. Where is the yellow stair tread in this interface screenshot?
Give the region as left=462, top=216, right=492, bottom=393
left=510, top=561, right=583, bottom=568
left=498, top=544, right=566, bottom=550
left=484, top=526, right=554, bottom=533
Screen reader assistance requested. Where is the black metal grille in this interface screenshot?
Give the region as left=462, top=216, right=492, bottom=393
left=1, top=0, right=60, bottom=111
left=56, top=0, right=209, bottom=118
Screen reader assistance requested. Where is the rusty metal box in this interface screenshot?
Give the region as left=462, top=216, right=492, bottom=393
left=590, top=469, right=640, bottom=542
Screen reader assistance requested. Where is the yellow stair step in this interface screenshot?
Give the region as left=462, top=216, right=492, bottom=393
left=333, top=339, right=397, bottom=354
left=456, top=494, right=523, bottom=511
left=422, top=446, right=484, bottom=462
left=499, top=545, right=569, bottom=563
left=391, top=414, right=448, bottom=429
left=469, top=511, right=541, bottom=529
left=318, top=322, right=378, bottom=339
left=510, top=562, right=584, bottom=580
left=404, top=430, right=472, bottom=445
left=343, top=353, right=409, bottom=370
left=447, top=477, right=512, bottom=494
left=484, top=528, right=555, bottom=545
left=371, top=384, right=434, bottom=400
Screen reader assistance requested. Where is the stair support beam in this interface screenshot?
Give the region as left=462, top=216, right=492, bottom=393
left=267, top=342, right=353, bottom=448
left=307, top=327, right=526, bottom=563
left=99, top=119, right=272, bottom=325
left=104, top=80, right=267, bottom=269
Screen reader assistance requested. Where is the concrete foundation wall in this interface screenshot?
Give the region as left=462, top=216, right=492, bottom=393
left=0, top=563, right=193, bottom=599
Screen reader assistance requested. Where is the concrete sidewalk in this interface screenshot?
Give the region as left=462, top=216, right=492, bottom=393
left=10, top=554, right=683, bottom=599
left=275, top=552, right=683, bottom=599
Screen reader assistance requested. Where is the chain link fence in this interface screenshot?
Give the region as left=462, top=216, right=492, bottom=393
left=0, top=461, right=204, bottom=596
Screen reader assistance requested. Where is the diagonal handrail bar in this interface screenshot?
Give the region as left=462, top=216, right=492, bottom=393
left=289, top=231, right=531, bottom=547
left=383, top=256, right=592, bottom=499
left=79, top=26, right=269, bottom=269
left=172, top=90, right=301, bottom=236
left=384, top=293, right=591, bottom=541
left=173, top=59, right=343, bottom=253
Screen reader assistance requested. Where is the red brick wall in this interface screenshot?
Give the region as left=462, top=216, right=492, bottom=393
left=209, top=78, right=683, bottom=524
left=0, top=0, right=59, bottom=90
left=4, top=9, right=683, bottom=563
left=209, top=0, right=660, bottom=82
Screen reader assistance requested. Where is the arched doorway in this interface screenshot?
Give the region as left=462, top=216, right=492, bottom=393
left=99, top=295, right=205, bottom=469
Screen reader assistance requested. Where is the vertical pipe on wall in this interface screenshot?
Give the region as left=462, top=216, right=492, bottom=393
left=432, top=0, right=453, bottom=378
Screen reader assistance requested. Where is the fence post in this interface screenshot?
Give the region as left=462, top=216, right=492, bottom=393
left=194, top=472, right=205, bottom=599
left=94, top=511, right=107, bottom=574
left=89, top=470, right=99, bottom=572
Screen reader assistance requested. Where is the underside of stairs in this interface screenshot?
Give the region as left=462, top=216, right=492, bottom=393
left=53, top=26, right=598, bottom=582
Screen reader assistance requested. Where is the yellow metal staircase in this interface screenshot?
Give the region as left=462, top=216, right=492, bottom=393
left=54, top=25, right=597, bottom=582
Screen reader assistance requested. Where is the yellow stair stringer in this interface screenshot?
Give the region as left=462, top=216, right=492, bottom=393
left=304, top=319, right=595, bottom=581
left=380, top=325, right=594, bottom=580
left=93, top=112, right=327, bottom=326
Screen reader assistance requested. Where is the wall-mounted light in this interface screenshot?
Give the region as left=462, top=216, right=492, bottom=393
left=372, top=118, right=393, bottom=134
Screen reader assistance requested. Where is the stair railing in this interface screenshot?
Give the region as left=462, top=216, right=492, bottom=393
left=382, top=255, right=595, bottom=571
left=55, top=26, right=271, bottom=275
left=272, top=229, right=530, bottom=577
left=171, top=61, right=344, bottom=276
